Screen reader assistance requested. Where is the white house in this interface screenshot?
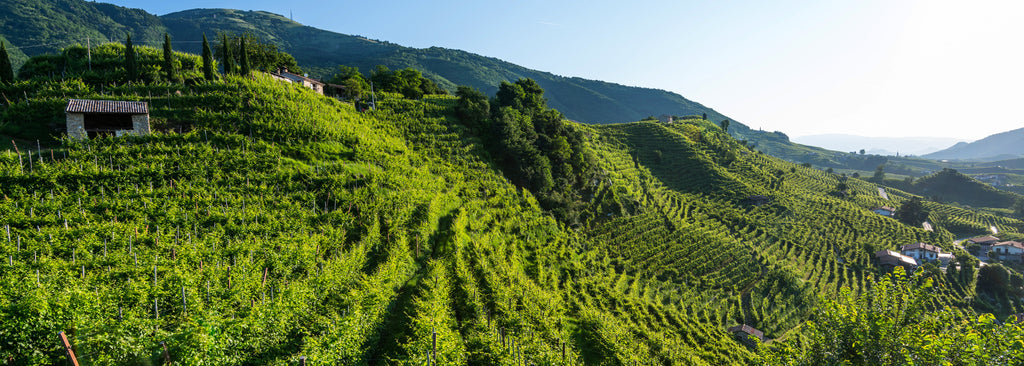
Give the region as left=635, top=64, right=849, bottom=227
left=992, top=241, right=1024, bottom=262
left=269, top=68, right=325, bottom=94
left=901, top=242, right=953, bottom=266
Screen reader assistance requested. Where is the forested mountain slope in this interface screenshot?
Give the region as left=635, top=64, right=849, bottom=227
left=0, top=0, right=848, bottom=163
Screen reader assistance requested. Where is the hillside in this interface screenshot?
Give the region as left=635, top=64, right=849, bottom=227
left=0, top=0, right=857, bottom=164
left=923, top=127, right=1024, bottom=161
left=898, top=168, right=1024, bottom=210
left=5, top=59, right=1024, bottom=362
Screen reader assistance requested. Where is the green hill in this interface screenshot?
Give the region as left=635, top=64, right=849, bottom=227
left=923, top=127, right=1024, bottom=162
left=6, top=5, right=1024, bottom=364
left=5, top=61, right=1024, bottom=363
left=0, top=0, right=850, bottom=163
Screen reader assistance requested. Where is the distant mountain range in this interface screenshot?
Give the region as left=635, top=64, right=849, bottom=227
left=922, top=127, right=1024, bottom=161
left=792, top=134, right=965, bottom=156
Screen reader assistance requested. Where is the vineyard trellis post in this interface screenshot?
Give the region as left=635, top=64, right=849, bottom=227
left=58, top=331, right=80, bottom=366
left=161, top=341, right=171, bottom=364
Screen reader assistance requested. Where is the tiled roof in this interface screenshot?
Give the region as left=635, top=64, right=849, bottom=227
left=727, top=324, right=764, bottom=340
left=874, top=206, right=896, bottom=212
left=274, top=71, right=324, bottom=86
left=993, top=241, right=1024, bottom=250
left=969, top=235, right=1001, bottom=244
left=875, top=249, right=917, bottom=267
left=902, top=242, right=941, bottom=253
left=66, top=99, right=148, bottom=114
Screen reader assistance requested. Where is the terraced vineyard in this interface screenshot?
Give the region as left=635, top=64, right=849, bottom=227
left=4, top=57, right=1024, bottom=363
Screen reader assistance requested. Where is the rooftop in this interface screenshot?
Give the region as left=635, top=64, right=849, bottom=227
left=66, top=99, right=148, bottom=114
left=901, top=242, right=942, bottom=253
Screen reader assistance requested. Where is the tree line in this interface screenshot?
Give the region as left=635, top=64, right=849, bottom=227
left=453, top=80, right=596, bottom=224
left=326, top=64, right=445, bottom=100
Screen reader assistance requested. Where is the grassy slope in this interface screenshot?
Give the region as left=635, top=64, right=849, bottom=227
left=3, top=72, right=1024, bottom=363
left=0, top=75, right=751, bottom=365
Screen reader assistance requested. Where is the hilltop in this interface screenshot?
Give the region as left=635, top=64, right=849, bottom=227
left=0, top=0, right=857, bottom=163
left=923, top=127, right=1024, bottom=162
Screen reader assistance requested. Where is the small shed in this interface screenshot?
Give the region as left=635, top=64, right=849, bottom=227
left=746, top=195, right=771, bottom=206
left=872, top=206, right=896, bottom=217
left=66, top=99, right=150, bottom=139
left=727, top=324, right=764, bottom=345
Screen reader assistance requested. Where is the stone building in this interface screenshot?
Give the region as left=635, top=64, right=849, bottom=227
left=66, top=99, right=150, bottom=139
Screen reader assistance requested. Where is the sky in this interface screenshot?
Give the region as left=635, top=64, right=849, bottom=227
left=104, top=0, right=1024, bottom=141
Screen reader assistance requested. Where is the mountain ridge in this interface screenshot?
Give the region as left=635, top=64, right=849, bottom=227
left=792, top=133, right=965, bottom=156
left=923, top=127, right=1024, bottom=161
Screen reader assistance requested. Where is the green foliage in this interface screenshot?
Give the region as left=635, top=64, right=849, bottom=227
left=125, top=34, right=137, bottom=82
left=759, top=268, right=1024, bottom=365
left=16, top=42, right=205, bottom=85
left=220, top=34, right=234, bottom=75
left=872, top=163, right=886, bottom=182
left=454, top=85, right=489, bottom=128
left=480, top=78, right=596, bottom=224
left=897, top=196, right=928, bottom=226
left=369, top=65, right=445, bottom=99
left=201, top=34, right=215, bottom=81
left=215, top=33, right=297, bottom=75
left=325, top=65, right=368, bottom=100
left=0, top=41, right=13, bottom=83
left=238, top=38, right=250, bottom=75
left=162, top=33, right=176, bottom=82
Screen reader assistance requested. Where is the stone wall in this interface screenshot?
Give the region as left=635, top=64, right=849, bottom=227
left=66, top=113, right=86, bottom=139
left=132, top=114, right=151, bottom=135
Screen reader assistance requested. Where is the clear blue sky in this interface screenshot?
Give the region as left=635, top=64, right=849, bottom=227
left=106, top=0, right=1024, bottom=140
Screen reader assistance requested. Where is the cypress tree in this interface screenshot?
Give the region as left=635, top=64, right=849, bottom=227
left=0, top=41, right=13, bottom=83
left=163, top=33, right=176, bottom=81
left=125, top=34, right=137, bottom=82
left=201, top=34, right=215, bottom=81
left=239, top=39, right=251, bottom=75
left=221, top=34, right=234, bottom=76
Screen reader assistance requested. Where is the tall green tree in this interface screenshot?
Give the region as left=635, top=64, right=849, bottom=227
left=872, top=164, right=886, bottom=182
left=720, top=119, right=730, bottom=133
left=454, top=85, right=490, bottom=129
left=896, top=196, right=928, bottom=226
left=0, top=41, right=13, bottom=83
left=221, top=34, right=234, bottom=75
left=162, top=33, right=176, bottom=81
left=1014, top=198, right=1024, bottom=219
left=201, top=34, right=215, bottom=81
left=239, top=38, right=251, bottom=75
left=124, top=34, right=137, bottom=81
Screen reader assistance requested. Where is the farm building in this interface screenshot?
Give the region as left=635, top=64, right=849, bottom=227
left=66, top=99, right=150, bottom=139
left=875, top=249, right=917, bottom=272
left=968, top=236, right=1001, bottom=246
left=872, top=206, right=896, bottom=217
left=992, top=241, right=1024, bottom=262
left=901, top=242, right=953, bottom=266
left=270, top=68, right=325, bottom=94
left=727, top=324, right=764, bottom=345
